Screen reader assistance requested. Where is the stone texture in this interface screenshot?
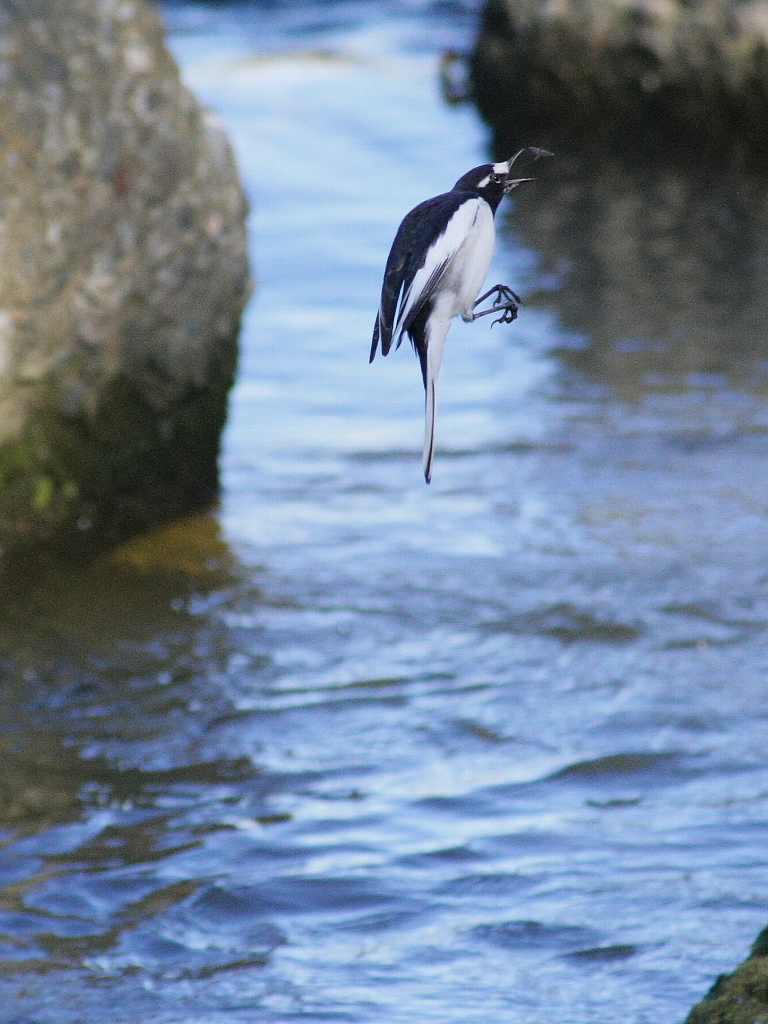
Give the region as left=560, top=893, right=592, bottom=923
left=686, top=926, right=768, bottom=1024
left=471, top=0, right=768, bottom=157
left=0, top=0, right=250, bottom=558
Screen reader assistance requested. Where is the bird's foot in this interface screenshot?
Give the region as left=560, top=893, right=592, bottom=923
left=467, top=291, right=520, bottom=325
left=473, top=283, right=521, bottom=310
left=490, top=302, right=519, bottom=327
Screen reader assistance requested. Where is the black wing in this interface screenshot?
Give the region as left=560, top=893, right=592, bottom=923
left=370, top=191, right=472, bottom=363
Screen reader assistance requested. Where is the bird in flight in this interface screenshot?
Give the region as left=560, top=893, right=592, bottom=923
left=370, top=147, right=551, bottom=483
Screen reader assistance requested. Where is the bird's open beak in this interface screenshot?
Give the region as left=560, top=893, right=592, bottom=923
left=503, top=176, right=533, bottom=194
left=502, top=146, right=553, bottom=192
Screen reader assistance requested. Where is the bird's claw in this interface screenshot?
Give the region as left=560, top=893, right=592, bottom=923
left=491, top=285, right=521, bottom=307
left=490, top=302, right=519, bottom=327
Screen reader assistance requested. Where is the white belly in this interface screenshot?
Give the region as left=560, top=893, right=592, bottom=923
left=418, top=199, right=495, bottom=481
left=433, top=199, right=495, bottom=321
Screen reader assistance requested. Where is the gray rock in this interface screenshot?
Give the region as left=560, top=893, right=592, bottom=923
left=0, top=0, right=250, bottom=558
left=471, top=0, right=768, bottom=155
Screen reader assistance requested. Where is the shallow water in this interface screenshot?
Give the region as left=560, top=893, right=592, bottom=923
left=3, top=2, right=768, bottom=1021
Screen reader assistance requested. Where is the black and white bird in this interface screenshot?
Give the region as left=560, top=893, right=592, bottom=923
left=370, top=147, right=550, bottom=483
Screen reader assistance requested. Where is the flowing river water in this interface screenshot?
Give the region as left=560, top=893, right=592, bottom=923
left=3, top=2, right=768, bottom=1021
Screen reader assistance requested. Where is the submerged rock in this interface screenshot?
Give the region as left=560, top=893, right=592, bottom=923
left=471, top=0, right=768, bottom=157
left=686, top=925, right=768, bottom=1024
left=0, top=0, right=249, bottom=559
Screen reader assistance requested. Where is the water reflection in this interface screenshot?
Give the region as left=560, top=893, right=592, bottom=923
left=0, top=731, right=83, bottom=839
left=0, top=515, right=260, bottom=972
left=506, top=148, right=768, bottom=399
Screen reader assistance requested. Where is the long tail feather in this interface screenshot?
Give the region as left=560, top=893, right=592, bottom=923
left=420, top=317, right=450, bottom=484
left=423, top=375, right=437, bottom=483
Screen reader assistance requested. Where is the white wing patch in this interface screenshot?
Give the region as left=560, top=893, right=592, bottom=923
left=392, top=198, right=482, bottom=343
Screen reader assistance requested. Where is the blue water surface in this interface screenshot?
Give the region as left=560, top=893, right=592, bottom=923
left=2, top=2, right=768, bottom=1021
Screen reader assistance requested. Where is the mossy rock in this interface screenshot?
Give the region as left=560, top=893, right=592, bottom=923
left=0, top=0, right=250, bottom=560
left=686, top=927, right=768, bottom=1024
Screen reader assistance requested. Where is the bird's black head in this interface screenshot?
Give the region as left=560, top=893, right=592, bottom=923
left=452, top=148, right=552, bottom=211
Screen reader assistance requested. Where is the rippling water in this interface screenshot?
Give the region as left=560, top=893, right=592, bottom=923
left=2, top=1, right=768, bottom=1021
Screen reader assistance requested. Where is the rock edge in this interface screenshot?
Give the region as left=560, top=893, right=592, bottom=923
left=0, top=0, right=250, bottom=560
left=471, top=0, right=768, bottom=157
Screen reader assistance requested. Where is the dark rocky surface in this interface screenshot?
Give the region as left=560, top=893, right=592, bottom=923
left=0, top=0, right=249, bottom=559
left=471, top=0, right=768, bottom=158
left=686, top=926, right=768, bottom=1024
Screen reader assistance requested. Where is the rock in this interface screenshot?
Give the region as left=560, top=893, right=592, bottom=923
left=686, top=926, right=768, bottom=1024
left=471, top=0, right=768, bottom=157
left=0, top=0, right=250, bottom=560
